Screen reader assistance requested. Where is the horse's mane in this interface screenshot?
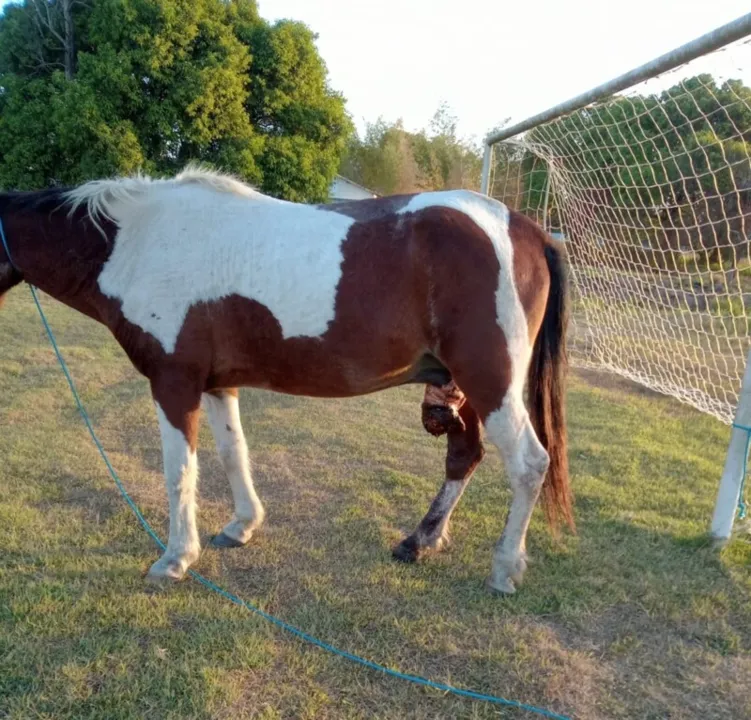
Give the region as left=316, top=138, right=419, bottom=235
left=64, top=163, right=262, bottom=230
left=0, top=187, right=72, bottom=215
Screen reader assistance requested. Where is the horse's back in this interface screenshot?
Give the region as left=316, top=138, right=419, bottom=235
left=93, top=181, right=546, bottom=399
left=99, top=185, right=369, bottom=354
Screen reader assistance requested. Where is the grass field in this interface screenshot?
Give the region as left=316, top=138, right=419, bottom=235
left=1, top=289, right=750, bottom=720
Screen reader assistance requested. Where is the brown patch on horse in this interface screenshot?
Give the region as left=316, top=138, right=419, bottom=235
left=412, top=206, right=511, bottom=422
left=508, top=210, right=554, bottom=341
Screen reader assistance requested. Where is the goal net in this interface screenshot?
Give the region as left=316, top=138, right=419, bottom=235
left=487, top=37, right=751, bottom=425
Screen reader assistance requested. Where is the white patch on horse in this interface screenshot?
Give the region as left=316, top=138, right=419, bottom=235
left=201, top=391, right=264, bottom=543
left=148, top=404, right=201, bottom=581
left=485, top=396, right=549, bottom=593
left=67, top=168, right=355, bottom=353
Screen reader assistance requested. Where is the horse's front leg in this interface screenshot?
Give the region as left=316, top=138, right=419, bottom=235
left=393, top=395, right=484, bottom=562
left=202, top=389, right=265, bottom=547
left=146, top=381, right=203, bottom=582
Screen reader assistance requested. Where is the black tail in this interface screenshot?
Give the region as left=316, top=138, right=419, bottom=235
left=527, top=240, right=575, bottom=532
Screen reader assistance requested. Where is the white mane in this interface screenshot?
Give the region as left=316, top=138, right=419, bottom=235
left=64, top=163, right=263, bottom=231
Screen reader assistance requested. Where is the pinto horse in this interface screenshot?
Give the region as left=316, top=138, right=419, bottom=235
left=0, top=166, right=573, bottom=594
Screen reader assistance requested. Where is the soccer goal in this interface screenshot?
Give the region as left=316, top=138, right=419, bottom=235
left=480, top=13, right=751, bottom=540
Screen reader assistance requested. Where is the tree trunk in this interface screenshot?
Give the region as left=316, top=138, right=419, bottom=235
left=30, top=0, right=76, bottom=79
left=62, top=0, right=75, bottom=80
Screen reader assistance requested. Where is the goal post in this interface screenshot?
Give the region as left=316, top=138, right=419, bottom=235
left=480, top=13, right=751, bottom=540
left=712, top=347, right=751, bottom=539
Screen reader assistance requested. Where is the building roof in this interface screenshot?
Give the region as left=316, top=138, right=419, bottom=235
left=328, top=174, right=378, bottom=201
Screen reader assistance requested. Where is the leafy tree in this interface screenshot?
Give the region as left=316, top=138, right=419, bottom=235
left=509, top=74, right=751, bottom=264
left=340, top=118, right=421, bottom=195
left=341, top=103, right=483, bottom=196
left=0, top=0, right=351, bottom=201
left=234, top=16, right=352, bottom=202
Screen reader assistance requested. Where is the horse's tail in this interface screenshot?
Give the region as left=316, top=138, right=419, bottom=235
left=527, top=240, right=575, bottom=532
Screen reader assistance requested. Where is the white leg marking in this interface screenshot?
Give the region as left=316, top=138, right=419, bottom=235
left=484, top=392, right=550, bottom=594
left=147, top=404, right=201, bottom=581
left=202, top=392, right=265, bottom=543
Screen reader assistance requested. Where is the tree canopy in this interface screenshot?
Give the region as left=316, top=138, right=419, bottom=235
left=340, top=102, right=483, bottom=195
left=510, top=74, right=751, bottom=250
left=0, top=0, right=352, bottom=201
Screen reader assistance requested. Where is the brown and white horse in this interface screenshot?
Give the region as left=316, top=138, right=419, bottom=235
left=0, top=166, right=573, bottom=594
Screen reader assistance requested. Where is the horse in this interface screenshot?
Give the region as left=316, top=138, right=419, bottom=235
left=0, top=165, right=573, bottom=595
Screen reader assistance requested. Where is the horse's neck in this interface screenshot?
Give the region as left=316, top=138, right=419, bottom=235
left=3, top=193, right=111, bottom=321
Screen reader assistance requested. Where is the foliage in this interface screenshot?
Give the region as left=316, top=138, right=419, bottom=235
left=0, top=0, right=351, bottom=201
left=512, top=74, right=751, bottom=258
left=341, top=102, right=483, bottom=195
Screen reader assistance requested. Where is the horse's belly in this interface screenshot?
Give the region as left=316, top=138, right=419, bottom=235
left=203, top=294, right=426, bottom=398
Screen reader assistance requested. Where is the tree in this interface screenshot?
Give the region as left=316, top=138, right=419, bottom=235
left=341, top=103, right=483, bottom=196
left=0, top=0, right=351, bottom=201
left=340, top=118, right=422, bottom=195
left=512, top=74, right=751, bottom=264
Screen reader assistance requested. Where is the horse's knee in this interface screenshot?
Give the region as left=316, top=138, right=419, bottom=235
left=522, top=447, right=549, bottom=484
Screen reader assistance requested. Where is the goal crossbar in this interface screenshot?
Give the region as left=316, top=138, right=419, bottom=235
left=480, top=12, right=751, bottom=192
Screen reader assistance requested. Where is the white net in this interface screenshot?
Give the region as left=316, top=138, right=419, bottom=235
left=488, top=37, right=751, bottom=424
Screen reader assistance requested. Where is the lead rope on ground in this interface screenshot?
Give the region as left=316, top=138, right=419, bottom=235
left=731, top=422, right=750, bottom=520
left=1, top=219, right=569, bottom=720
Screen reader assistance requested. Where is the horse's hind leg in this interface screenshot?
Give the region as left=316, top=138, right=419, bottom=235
left=202, top=389, right=265, bottom=548
left=483, top=391, right=549, bottom=594
left=439, top=333, right=549, bottom=594
left=393, top=400, right=484, bottom=562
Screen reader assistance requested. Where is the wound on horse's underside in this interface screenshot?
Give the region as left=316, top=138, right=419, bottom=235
left=422, top=381, right=467, bottom=436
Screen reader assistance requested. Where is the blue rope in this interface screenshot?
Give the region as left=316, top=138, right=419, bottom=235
left=0, top=217, right=569, bottom=719
left=732, top=422, right=750, bottom=520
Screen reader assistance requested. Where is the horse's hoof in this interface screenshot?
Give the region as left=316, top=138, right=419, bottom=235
left=211, top=531, right=246, bottom=549
left=485, top=576, right=516, bottom=595
left=392, top=537, right=422, bottom=563
left=145, top=558, right=188, bottom=583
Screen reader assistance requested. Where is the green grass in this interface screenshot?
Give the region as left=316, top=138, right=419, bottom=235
left=1, top=289, right=750, bottom=720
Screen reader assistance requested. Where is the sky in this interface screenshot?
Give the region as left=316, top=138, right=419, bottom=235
left=2, top=0, right=749, bottom=144
left=257, top=0, right=751, bottom=143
